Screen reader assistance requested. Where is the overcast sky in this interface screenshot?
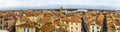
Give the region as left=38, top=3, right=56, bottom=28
left=0, top=0, right=120, bottom=10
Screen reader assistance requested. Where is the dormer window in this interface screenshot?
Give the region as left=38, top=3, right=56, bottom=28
left=24, top=28, right=26, bottom=32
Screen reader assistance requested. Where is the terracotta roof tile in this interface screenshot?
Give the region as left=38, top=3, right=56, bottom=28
left=96, top=15, right=104, bottom=26
left=107, top=17, right=115, bottom=27
left=24, top=11, right=35, bottom=16
left=44, top=11, right=55, bottom=17
left=38, top=18, right=52, bottom=24
left=4, top=15, right=14, bottom=20
left=40, top=24, right=54, bottom=32
left=88, top=17, right=96, bottom=24
left=115, top=18, right=120, bottom=26
left=54, top=19, right=60, bottom=25
left=62, top=16, right=81, bottom=23
left=96, top=19, right=103, bottom=26
left=34, top=11, right=43, bottom=15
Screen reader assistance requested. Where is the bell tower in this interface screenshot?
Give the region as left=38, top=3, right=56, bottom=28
left=60, top=7, right=63, bottom=13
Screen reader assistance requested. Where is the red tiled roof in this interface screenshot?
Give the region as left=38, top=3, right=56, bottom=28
left=44, top=11, right=55, bottom=17
left=96, top=19, right=103, bottom=26
left=40, top=24, right=54, bottom=32
left=4, top=15, right=14, bottom=20
left=115, top=18, right=120, bottom=26
left=24, top=11, right=35, bottom=16
left=38, top=18, right=52, bottom=24
left=34, top=11, right=43, bottom=15
left=62, top=16, right=81, bottom=23
left=54, top=19, right=60, bottom=25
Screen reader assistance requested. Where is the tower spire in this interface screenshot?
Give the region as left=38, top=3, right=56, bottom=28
left=60, top=7, right=63, bottom=13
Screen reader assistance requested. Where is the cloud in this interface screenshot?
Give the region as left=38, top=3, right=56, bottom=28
left=0, top=0, right=120, bottom=10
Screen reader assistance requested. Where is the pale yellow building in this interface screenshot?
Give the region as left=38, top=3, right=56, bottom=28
left=62, top=16, right=82, bottom=32
left=15, top=22, right=36, bottom=32
left=15, top=17, right=37, bottom=32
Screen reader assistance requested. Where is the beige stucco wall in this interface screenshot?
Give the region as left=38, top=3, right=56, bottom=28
left=66, top=22, right=81, bottom=32
left=16, top=27, right=36, bottom=32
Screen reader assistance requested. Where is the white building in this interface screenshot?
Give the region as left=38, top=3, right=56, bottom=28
left=85, top=12, right=104, bottom=32
left=89, top=22, right=101, bottom=32
left=77, top=9, right=88, bottom=12
left=62, top=16, right=82, bottom=32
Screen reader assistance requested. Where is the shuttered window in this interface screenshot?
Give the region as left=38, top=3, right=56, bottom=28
left=24, top=28, right=26, bottom=32
left=92, top=26, right=94, bottom=32
left=28, top=28, right=30, bottom=32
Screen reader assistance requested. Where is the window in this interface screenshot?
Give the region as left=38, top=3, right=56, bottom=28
left=71, top=31, right=73, bottom=32
left=97, top=31, right=99, bottom=32
left=28, top=28, right=30, bottom=32
left=92, top=26, right=94, bottom=30
left=97, top=27, right=99, bottom=29
left=71, top=23, right=73, bottom=25
left=76, top=27, right=78, bottom=30
left=76, top=23, right=78, bottom=25
left=92, top=26, right=94, bottom=32
left=24, top=28, right=26, bottom=32
left=65, top=27, right=67, bottom=29
left=66, top=22, right=68, bottom=24
left=71, top=27, right=73, bottom=29
left=92, top=30, right=94, bottom=32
